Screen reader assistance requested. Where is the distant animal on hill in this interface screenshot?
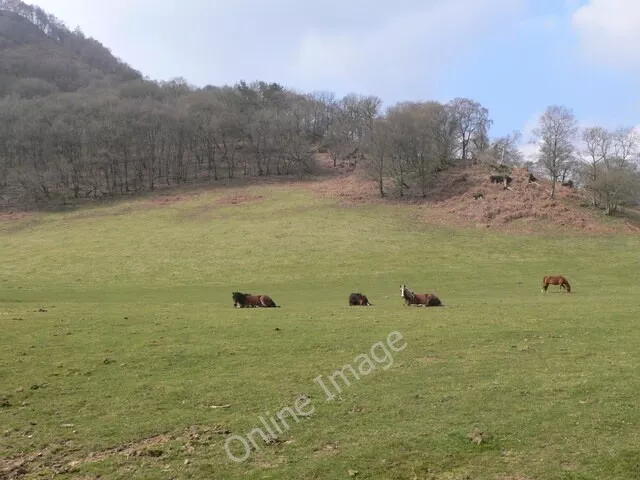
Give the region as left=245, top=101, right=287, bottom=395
left=528, top=173, right=537, bottom=182
left=473, top=192, right=484, bottom=200
left=400, top=284, right=443, bottom=307
left=349, top=293, right=372, bottom=306
left=541, top=276, right=571, bottom=293
left=232, top=291, right=279, bottom=307
left=561, top=180, right=574, bottom=188
left=489, top=175, right=512, bottom=186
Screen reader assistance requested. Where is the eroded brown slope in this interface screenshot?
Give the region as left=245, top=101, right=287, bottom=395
left=310, top=155, right=638, bottom=234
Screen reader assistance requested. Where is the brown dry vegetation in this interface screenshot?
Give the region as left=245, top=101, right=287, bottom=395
left=310, top=155, right=640, bottom=234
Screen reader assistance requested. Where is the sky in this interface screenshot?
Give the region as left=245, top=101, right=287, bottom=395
left=27, top=0, right=640, bottom=159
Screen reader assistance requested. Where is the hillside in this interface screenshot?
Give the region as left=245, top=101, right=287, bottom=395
left=1, top=175, right=640, bottom=479
left=310, top=154, right=640, bottom=234
left=0, top=1, right=637, bottom=237
left=0, top=1, right=141, bottom=97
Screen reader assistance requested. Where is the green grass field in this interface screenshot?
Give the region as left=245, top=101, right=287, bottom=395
left=1, top=182, right=640, bottom=480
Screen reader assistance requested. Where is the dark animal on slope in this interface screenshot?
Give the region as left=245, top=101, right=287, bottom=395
left=528, top=173, right=537, bottom=182
left=232, top=291, right=279, bottom=308
left=349, top=293, right=372, bottom=306
left=490, top=175, right=512, bottom=185
left=541, top=276, right=571, bottom=293
left=562, top=180, right=574, bottom=188
left=400, top=284, right=443, bottom=307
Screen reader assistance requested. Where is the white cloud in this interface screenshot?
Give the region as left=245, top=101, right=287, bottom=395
left=571, top=0, right=640, bottom=70
left=516, top=110, right=558, bottom=163
left=289, top=0, right=526, bottom=100
left=28, top=0, right=525, bottom=95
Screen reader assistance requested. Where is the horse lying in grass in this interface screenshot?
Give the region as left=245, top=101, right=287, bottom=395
left=541, top=275, right=571, bottom=293
left=349, top=293, right=372, bottom=306
left=400, top=284, right=443, bottom=307
left=232, top=291, right=279, bottom=308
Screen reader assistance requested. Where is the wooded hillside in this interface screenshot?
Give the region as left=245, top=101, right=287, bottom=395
left=0, top=0, right=638, bottom=216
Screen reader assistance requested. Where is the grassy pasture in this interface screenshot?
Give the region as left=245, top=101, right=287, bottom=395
left=1, top=183, right=640, bottom=479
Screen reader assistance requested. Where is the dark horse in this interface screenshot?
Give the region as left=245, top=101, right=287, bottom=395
left=349, top=293, right=372, bottom=306
left=232, top=291, right=279, bottom=308
left=541, top=275, right=571, bottom=293
left=400, top=284, right=442, bottom=307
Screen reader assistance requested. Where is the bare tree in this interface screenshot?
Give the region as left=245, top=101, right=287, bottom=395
left=578, top=125, right=640, bottom=212
left=362, top=117, right=392, bottom=197
left=532, top=105, right=578, bottom=198
left=482, top=130, right=524, bottom=166
left=579, top=126, right=610, bottom=205
left=592, top=162, right=640, bottom=215
left=596, top=127, right=640, bottom=215
left=447, top=98, right=492, bottom=165
left=611, top=126, right=638, bottom=169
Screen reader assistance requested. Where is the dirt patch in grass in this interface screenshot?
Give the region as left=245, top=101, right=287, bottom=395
left=0, top=424, right=230, bottom=479
left=215, top=194, right=265, bottom=206
left=313, top=442, right=339, bottom=457
left=0, top=211, right=32, bottom=222
left=308, top=171, right=384, bottom=207
left=146, top=195, right=187, bottom=207
left=252, top=453, right=288, bottom=469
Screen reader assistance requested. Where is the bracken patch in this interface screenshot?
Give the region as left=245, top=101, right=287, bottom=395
left=308, top=161, right=638, bottom=234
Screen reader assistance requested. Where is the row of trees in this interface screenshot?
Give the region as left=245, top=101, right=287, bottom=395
left=0, top=79, right=333, bottom=203
left=531, top=105, right=640, bottom=215
left=1, top=74, right=638, bottom=213
left=0, top=69, right=513, bottom=206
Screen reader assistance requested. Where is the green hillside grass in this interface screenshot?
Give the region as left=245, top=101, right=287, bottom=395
left=1, top=183, right=639, bottom=480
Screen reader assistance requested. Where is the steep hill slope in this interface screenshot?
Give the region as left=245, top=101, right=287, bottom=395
left=0, top=2, right=141, bottom=97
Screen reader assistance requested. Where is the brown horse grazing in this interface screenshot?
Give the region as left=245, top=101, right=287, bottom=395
left=349, top=293, right=372, bottom=306
left=232, top=291, right=279, bottom=308
left=400, top=284, right=442, bottom=307
left=541, top=276, right=571, bottom=293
